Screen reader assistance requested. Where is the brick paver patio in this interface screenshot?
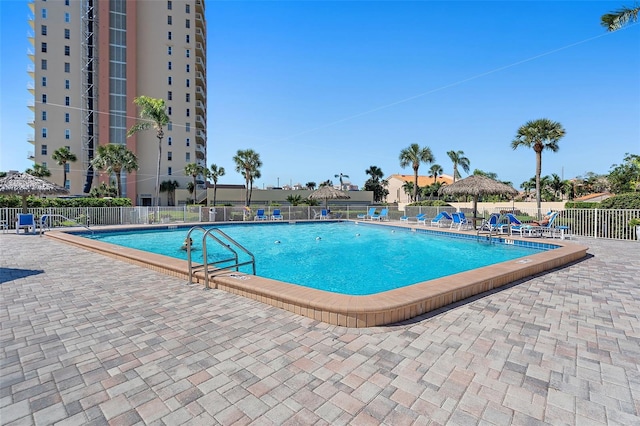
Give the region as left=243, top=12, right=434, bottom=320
left=1, top=232, right=639, bottom=425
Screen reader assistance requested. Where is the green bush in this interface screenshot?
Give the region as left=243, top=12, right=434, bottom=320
left=0, top=195, right=132, bottom=208
left=564, top=201, right=599, bottom=209
left=599, top=193, right=640, bottom=209
left=408, top=200, right=450, bottom=207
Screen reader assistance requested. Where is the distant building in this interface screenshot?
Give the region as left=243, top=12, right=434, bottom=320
left=386, top=173, right=454, bottom=204
left=573, top=192, right=614, bottom=203
left=28, top=0, right=208, bottom=205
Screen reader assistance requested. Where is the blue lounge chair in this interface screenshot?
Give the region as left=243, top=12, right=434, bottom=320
left=478, top=213, right=501, bottom=232
left=430, top=211, right=453, bottom=227
left=450, top=212, right=471, bottom=230
left=16, top=213, right=36, bottom=234
left=358, top=207, right=376, bottom=220
left=371, top=208, right=388, bottom=221
left=254, top=209, right=268, bottom=220
left=271, top=209, right=283, bottom=220
left=319, top=209, right=328, bottom=220
left=416, top=213, right=428, bottom=224
left=400, top=212, right=425, bottom=223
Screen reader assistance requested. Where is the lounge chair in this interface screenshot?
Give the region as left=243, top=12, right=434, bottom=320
left=271, top=209, right=283, bottom=220
left=319, top=209, right=328, bottom=220
left=371, top=208, right=388, bottom=221
left=534, top=212, right=560, bottom=237
left=254, top=209, right=268, bottom=221
left=450, top=212, right=471, bottom=230
left=416, top=213, right=428, bottom=224
left=16, top=213, right=37, bottom=234
left=430, top=211, right=453, bottom=227
left=400, top=212, right=425, bottom=223
left=358, top=207, right=376, bottom=220
left=478, top=213, right=501, bottom=232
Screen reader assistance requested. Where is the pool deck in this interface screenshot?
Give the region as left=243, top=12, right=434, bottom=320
left=2, top=228, right=640, bottom=424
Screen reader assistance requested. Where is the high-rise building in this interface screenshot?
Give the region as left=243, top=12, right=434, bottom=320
left=27, top=0, right=207, bottom=206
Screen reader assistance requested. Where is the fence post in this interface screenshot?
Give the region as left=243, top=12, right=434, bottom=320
left=594, top=208, right=599, bottom=239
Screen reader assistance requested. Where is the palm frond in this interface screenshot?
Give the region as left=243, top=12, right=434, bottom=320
left=601, top=5, right=640, bottom=31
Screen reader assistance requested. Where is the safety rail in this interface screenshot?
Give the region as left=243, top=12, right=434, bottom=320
left=186, top=226, right=256, bottom=289
left=39, top=213, right=93, bottom=235
left=476, top=214, right=503, bottom=240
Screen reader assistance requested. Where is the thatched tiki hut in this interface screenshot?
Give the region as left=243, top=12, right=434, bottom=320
left=439, top=174, right=518, bottom=217
left=307, top=186, right=351, bottom=209
left=0, top=172, right=69, bottom=213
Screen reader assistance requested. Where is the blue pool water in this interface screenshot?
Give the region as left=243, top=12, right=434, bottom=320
left=86, top=222, right=548, bottom=295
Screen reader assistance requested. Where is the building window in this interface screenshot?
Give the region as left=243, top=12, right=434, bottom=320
left=185, top=122, right=190, bottom=132
left=41, top=8, right=47, bottom=19
left=168, top=167, right=172, bottom=176
left=167, top=151, right=172, bottom=161
left=42, top=162, right=47, bottom=168
left=186, top=34, right=190, bottom=43
left=167, top=46, right=172, bottom=55
left=41, top=144, right=47, bottom=154
left=186, top=152, right=191, bottom=161
left=42, top=129, right=48, bottom=139
left=167, top=106, right=172, bottom=115
left=168, top=76, right=172, bottom=85
left=64, top=12, right=70, bottom=23
left=42, top=111, right=47, bottom=121
left=64, top=46, right=70, bottom=56
left=186, top=78, right=190, bottom=87
left=168, top=61, right=172, bottom=70
left=167, top=31, right=172, bottom=40
left=167, top=0, right=172, bottom=10
left=65, top=0, right=70, bottom=5
left=65, top=79, right=70, bottom=89
left=167, top=16, right=172, bottom=25
left=64, top=62, right=70, bottom=73
left=65, top=129, right=70, bottom=139
left=186, top=138, right=190, bottom=147
left=41, top=42, right=47, bottom=53
left=64, top=28, right=70, bottom=39
left=42, top=94, right=47, bottom=103
left=41, top=59, right=47, bottom=70
left=167, top=136, right=172, bottom=145
left=186, top=93, right=190, bottom=102
left=186, top=64, right=190, bottom=73
left=41, top=25, right=47, bottom=36
left=186, top=4, right=190, bottom=13
left=186, top=108, right=190, bottom=117
left=65, top=113, right=70, bottom=122
left=65, top=96, right=70, bottom=106
left=185, top=49, right=190, bottom=58
left=167, top=91, right=172, bottom=100
left=41, top=76, right=47, bottom=87
left=185, top=19, right=190, bottom=29
left=168, top=122, right=172, bottom=131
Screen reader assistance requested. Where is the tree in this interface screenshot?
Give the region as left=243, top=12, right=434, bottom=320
left=51, top=146, right=77, bottom=188
left=608, top=153, right=640, bottom=193
left=601, top=5, right=640, bottom=31
left=334, top=173, right=350, bottom=190
left=305, top=182, right=317, bottom=190
left=25, top=163, right=51, bottom=178
left=91, top=143, right=139, bottom=198
left=160, top=180, right=179, bottom=206
left=185, top=163, right=205, bottom=204
left=399, top=143, right=434, bottom=202
left=89, top=182, right=117, bottom=198
left=363, top=165, right=388, bottom=203
left=286, top=194, right=302, bottom=206
left=319, top=179, right=333, bottom=187
left=511, top=118, right=566, bottom=216
left=429, top=164, right=443, bottom=183
left=446, top=150, right=470, bottom=183
left=473, top=169, right=499, bottom=180
left=208, top=164, right=225, bottom=206
left=402, top=181, right=415, bottom=200
left=233, top=149, right=262, bottom=206
left=127, top=96, right=169, bottom=206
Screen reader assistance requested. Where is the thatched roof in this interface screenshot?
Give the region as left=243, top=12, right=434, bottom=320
left=307, top=186, right=351, bottom=201
left=439, top=175, right=518, bottom=197
left=0, top=172, right=69, bottom=196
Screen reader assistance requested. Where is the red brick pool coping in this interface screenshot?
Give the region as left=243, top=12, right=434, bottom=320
left=46, top=221, right=588, bottom=327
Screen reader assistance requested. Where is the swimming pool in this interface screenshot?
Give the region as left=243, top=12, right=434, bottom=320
left=47, top=221, right=588, bottom=327
left=86, top=222, right=547, bottom=295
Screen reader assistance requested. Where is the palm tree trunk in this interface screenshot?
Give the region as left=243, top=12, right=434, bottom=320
left=413, top=168, right=419, bottom=202
left=535, top=151, right=542, bottom=218
left=155, top=136, right=162, bottom=207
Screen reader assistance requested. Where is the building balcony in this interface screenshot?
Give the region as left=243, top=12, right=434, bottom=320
left=27, top=101, right=35, bottom=112
left=28, top=120, right=34, bottom=128
left=195, top=13, right=204, bottom=24
left=27, top=134, right=34, bottom=144
left=27, top=83, right=34, bottom=95
left=195, top=100, right=205, bottom=114
left=195, top=0, right=205, bottom=15
left=196, top=71, right=206, bottom=86
left=195, top=86, right=206, bottom=101
left=196, top=115, right=206, bottom=127
left=27, top=151, right=35, bottom=160
left=196, top=129, right=206, bottom=141
left=195, top=27, right=205, bottom=44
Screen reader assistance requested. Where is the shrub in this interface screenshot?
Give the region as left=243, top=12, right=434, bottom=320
left=408, top=200, right=450, bottom=207
left=599, top=193, right=640, bottom=209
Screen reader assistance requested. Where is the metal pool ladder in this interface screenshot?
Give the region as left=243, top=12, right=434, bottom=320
left=186, top=226, right=256, bottom=289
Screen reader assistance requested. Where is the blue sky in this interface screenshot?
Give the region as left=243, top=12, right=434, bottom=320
left=1, top=1, right=639, bottom=190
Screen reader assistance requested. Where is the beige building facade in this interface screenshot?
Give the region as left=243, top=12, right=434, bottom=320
left=28, top=0, right=207, bottom=206
left=386, top=173, right=454, bottom=204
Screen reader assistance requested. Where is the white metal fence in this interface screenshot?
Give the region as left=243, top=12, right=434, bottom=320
left=2, top=206, right=639, bottom=241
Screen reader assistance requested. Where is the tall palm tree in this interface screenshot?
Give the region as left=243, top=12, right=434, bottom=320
left=233, top=149, right=262, bottom=206
left=25, top=163, right=51, bottom=178
left=184, top=163, right=205, bottom=204
left=399, top=143, right=434, bottom=202
left=446, top=150, right=470, bottom=183
left=334, top=173, right=350, bottom=190
left=511, top=118, right=566, bottom=216
left=364, top=165, right=387, bottom=203
left=305, top=182, right=316, bottom=190
left=429, top=164, right=443, bottom=183
left=601, top=5, right=639, bottom=31
left=402, top=181, right=415, bottom=201
left=160, top=180, right=179, bottom=206
left=91, top=143, right=139, bottom=198
left=365, top=165, right=384, bottom=181
left=208, top=164, right=225, bottom=207
left=51, top=146, right=77, bottom=188
left=127, top=96, right=169, bottom=206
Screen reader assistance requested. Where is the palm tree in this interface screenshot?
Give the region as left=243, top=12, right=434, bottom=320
left=305, top=182, right=316, bottom=190
left=364, top=165, right=388, bottom=203
left=184, top=163, right=205, bottom=204
left=446, top=150, right=470, bottom=183
left=160, top=180, right=179, bottom=206
left=208, top=164, right=225, bottom=207
left=402, top=181, right=415, bottom=201
left=286, top=194, right=302, bottom=206
left=233, top=149, right=262, bottom=206
left=127, top=96, right=169, bottom=206
left=429, top=164, right=443, bottom=184
left=51, top=146, right=77, bottom=188
left=91, top=143, right=139, bottom=198
left=25, top=163, right=51, bottom=178
left=365, top=165, right=384, bottom=181
left=399, top=143, right=434, bottom=202
left=601, top=5, right=639, bottom=31
left=511, top=118, right=566, bottom=216
left=334, top=173, right=350, bottom=190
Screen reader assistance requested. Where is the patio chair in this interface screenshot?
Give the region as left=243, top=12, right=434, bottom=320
left=358, top=207, right=377, bottom=220
left=254, top=209, right=268, bottom=221
left=16, top=213, right=37, bottom=234
left=478, top=213, right=501, bottom=232
left=271, top=209, right=283, bottom=220
left=371, top=208, right=388, bottom=221
left=450, top=212, right=471, bottom=230
left=430, top=211, right=453, bottom=227
left=319, top=209, right=329, bottom=220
